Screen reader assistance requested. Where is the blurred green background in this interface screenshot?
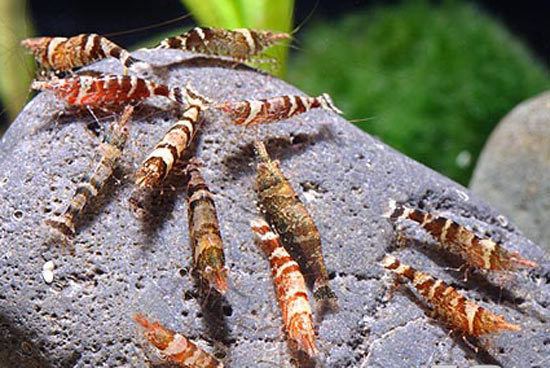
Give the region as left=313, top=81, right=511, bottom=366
left=0, top=0, right=548, bottom=185
left=288, top=1, right=549, bottom=184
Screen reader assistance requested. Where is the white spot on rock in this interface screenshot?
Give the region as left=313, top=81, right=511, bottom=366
left=497, top=214, right=509, bottom=227
left=455, top=189, right=469, bottom=201
left=302, top=191, right=316, bottom=203
left=42, top=260, right=54, bottom=284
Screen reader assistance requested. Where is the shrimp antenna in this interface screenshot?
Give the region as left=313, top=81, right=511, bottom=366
left=104, top=13, right=193, bottom=38
left=348, top=115, right=378, bottom=125
left=290, top=0, right=320, bottom=36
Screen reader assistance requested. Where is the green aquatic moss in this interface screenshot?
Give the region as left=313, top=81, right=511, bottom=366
left=287, top=1, right=549, bottom=184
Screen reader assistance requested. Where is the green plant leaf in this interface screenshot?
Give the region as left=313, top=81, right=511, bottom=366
left=236, top=0, right=294, bottom=76
left=0, top=0, right=34, bottom=127
left=180, top=0, right=242, bottom=27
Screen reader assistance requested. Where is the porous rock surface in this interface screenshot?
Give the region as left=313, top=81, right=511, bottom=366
left=471, top=91, right=550, bottom=251
left=0, top=50, right=548, bottom=368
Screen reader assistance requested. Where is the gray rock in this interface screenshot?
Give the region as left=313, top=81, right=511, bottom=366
left=470, top=91, right=550, bottom=251
left=0, top=50, right=548, bottom=368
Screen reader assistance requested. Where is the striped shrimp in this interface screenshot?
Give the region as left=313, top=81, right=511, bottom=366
left=157, top=27, right=289, bottom=61
left=45, top=105, right=134, bottom=237
left=251, top=218, right=318, bottom=358
left=186, top=159, right=228, bottom=295
left=133, top=314, right=223, bottom=368
left=216, top=93, right=342, bottom=127
left=31, top=74, right=210, bottom=108
left=384, top=200, right=537, bottom=271
left=21, top=33, right=152, bottom=75
left=381, top=255, right=521, bottom=337
left=135, top=102, right=204, bottom=188
left=254, top=140, right=338, bottom=311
